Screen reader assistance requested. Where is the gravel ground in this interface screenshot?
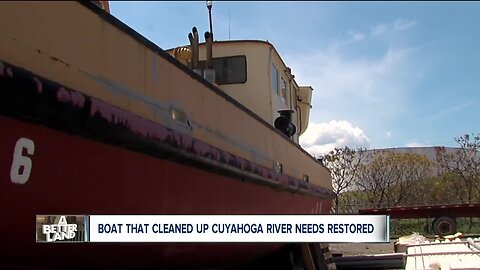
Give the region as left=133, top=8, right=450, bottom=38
left=329, top=240, right=396, bottom=256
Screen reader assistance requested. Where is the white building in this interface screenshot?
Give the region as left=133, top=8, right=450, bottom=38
left=363, top=146, right=460, bottom=176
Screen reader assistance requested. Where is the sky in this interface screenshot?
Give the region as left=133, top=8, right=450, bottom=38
left=109, top=1, right=480, bottom=156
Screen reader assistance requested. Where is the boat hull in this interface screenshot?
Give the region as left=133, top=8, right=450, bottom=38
left=0, top=15, right=333, bottom=265
left=0, top=115, right=331, bottom=268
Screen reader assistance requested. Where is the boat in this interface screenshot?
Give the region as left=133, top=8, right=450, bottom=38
left=0, top=1, right=333, bottom=268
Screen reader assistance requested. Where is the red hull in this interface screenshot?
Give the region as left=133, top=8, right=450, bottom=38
left=0, top=56, right=333, bottom=268
left=0, top=116, right=331, bottom=268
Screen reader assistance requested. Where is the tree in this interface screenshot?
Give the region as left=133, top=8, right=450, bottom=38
left=320, top=146, right=367, bottom=213
left=437, top=133, right=480, bottom=204
left=355, top=151, right=432, bottom=208
left=392, top=152, right=433, bottom=205
left=355, top=151, right=392, bottom=208
left=337, top=190, right=369, bottom=214
left=412, top=175, right=458, bottom=205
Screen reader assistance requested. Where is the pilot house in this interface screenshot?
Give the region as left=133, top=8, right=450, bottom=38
left=168, top=32, right=313, bottom=144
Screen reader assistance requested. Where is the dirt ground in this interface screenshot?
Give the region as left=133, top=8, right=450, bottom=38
left=329, top=240, right=396, bottom=256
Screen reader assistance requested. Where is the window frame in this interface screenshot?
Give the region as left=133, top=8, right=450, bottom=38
left=280, top=76, right=287, bottom=103
left=271, top=63, right=279, bottom=95
left=199, top=55, right=248, bottom=85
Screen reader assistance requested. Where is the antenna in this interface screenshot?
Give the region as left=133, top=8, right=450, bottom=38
left=206, top=1, right=213, bottom=41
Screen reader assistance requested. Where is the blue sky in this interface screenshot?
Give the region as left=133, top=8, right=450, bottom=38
left=110, top=1, right=480, bottom=155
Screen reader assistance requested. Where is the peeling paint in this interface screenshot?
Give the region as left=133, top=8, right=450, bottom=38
left=86, top=72, right=274, bottom=166
left=34, top=77, right=42, bottom=94
left=6, top=67, right=13, bottom=78
left=57, top=87, right=71, bottom=103
left=0, top=60, right=335, bottom=199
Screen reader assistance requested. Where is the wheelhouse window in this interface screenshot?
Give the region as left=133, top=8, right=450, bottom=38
left=280, top=77, right=287, bottom=103
left=271, top=64, right=278, bottom=94
left=199, top=55, right=247, bottom=85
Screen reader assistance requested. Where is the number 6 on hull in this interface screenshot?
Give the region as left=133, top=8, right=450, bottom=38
left=10, top=138, right=35, bottom=184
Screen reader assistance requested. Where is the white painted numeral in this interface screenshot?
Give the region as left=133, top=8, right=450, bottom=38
left=10, top=138, right=35, bottom=184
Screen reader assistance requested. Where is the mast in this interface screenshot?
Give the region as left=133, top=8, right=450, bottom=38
left=206, top=1, right=213, bottom=41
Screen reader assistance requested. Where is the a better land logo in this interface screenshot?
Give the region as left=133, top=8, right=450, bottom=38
left=42, top=216, right=77, bottom=241
left=36, top=215, right=86, bottom=242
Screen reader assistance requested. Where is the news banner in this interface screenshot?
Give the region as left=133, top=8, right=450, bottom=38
left=36, top=215, right=389, bottom=243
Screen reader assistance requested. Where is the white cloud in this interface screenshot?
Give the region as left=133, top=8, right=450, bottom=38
left=284, top=24, right=421, bottom=149
left=348, top=30, right=366, bottom=41
left=394, top=19, right=417, bottom=32
left=386, top=131, right=392, bottom=138
left=370, top=19, right=416, bottom=37
left=300, top=120, right=370, bottom=156
left=286, top=45, right=416, bottom=110
left=328, top=31, right=366, bottom=50
left=371, top=24, right=387, bottom=37
left=427, top=100, right=473, bottom=122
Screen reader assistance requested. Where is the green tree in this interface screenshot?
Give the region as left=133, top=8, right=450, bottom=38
left=437, top=133, right=480, bottom=231
left=355, top=151, right=432, bottom=208
left=320, top=147, right=367, bottom=213
left=437, top=133, right=480, bottom=204
left=337, top=190, right=369, bottom=214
